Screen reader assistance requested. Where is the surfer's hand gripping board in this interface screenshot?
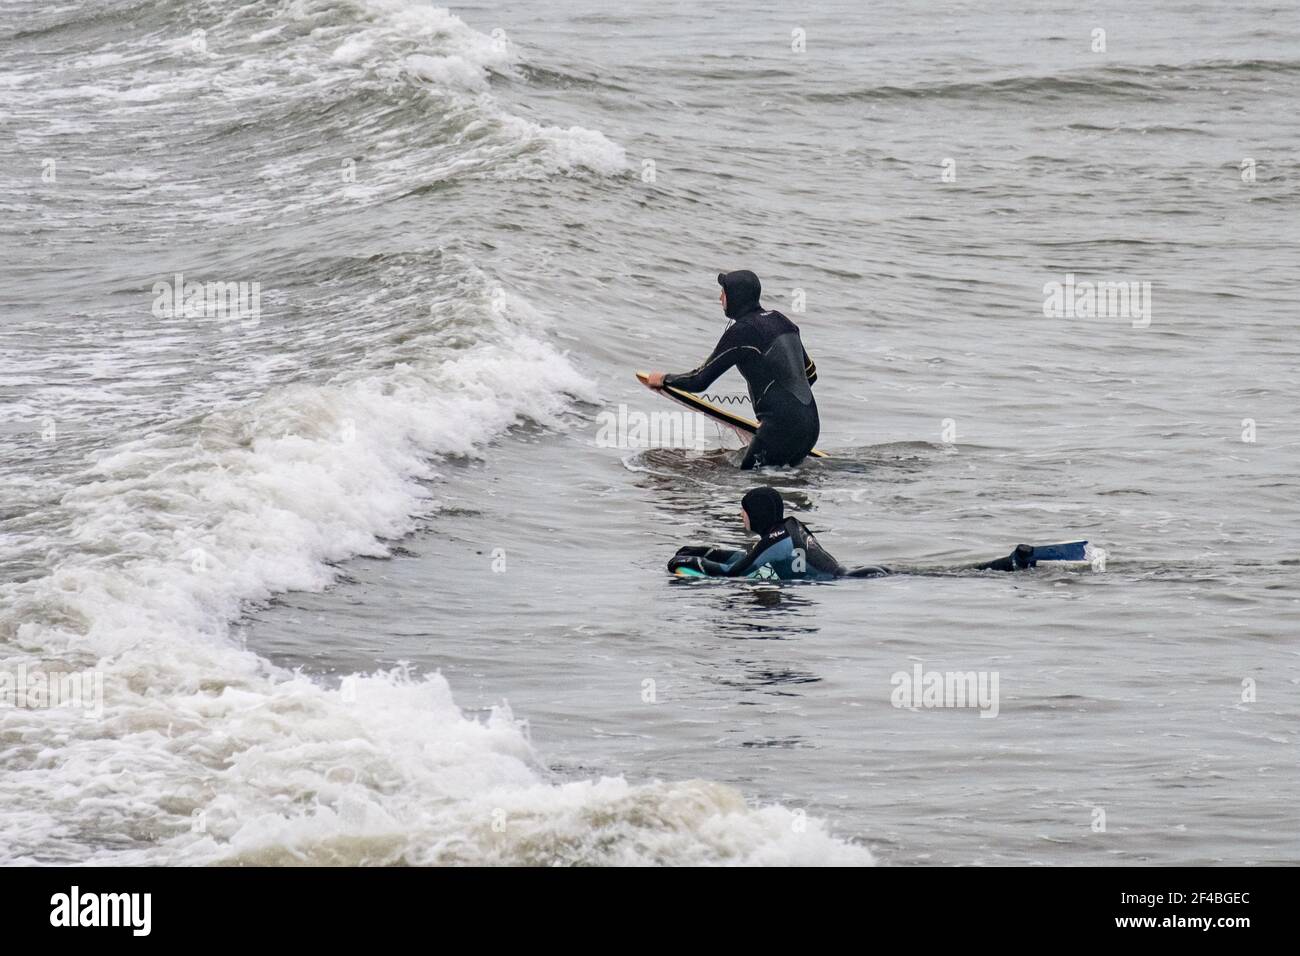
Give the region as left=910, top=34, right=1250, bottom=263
left=635, top=370, right=828, bottom=458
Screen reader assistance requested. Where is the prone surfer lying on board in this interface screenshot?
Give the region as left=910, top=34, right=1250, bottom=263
left=642, top=270, right=820, bottom=469
left=667, top=488, right=1086, bottom=581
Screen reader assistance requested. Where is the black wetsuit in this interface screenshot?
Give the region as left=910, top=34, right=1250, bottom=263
left=668, top=517, right=846, bottom=580
left=668, top=525, right=1043, bottom=582
left=663, top=271, right=819, bottom=469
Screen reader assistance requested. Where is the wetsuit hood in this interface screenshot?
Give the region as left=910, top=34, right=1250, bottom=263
left=718, top=270, right=762, bottom=319
left=742, top=486, right=784, bottom=535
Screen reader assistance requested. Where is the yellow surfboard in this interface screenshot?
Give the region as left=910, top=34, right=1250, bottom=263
left=635, top=371, right=828, bottom=458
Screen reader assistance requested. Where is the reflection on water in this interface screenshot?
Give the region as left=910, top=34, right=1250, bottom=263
left=715, top=585, right=822, bottom=635
left=623, top=442, right=949, bottom=487
left=712, top=663, right=823, bottom=695
left=740, top=737, right=811, bottom=748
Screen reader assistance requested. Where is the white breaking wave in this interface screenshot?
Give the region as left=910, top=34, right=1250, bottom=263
left=0, top=0, right=863, bottom=868
left=0, top=286, right=871, bottom=865
left=7, top=0, right=627, bottom=185
left=351, top=0, right=629, bottom=178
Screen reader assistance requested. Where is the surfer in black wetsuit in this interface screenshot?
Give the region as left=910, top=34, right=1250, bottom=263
left=643, top=271, right=820, bottom=469
left=667, top=487, right=847, bottom=579
left=667, top=488, right=1059, bottom=581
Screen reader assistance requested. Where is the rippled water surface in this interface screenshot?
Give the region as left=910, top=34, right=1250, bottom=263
left=1, top=0, right=1297, bottom=865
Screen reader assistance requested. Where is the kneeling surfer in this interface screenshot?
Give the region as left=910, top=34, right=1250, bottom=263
left=643, top=270, right=820, bottom=469
left=667, top=487, right=1065, bottom=581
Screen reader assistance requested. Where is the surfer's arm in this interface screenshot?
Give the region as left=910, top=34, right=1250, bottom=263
left=802, top=346, right=817, bottom=386
left=802, top=533, right=844, bottom=577
left=662, top=325, right=751, bottom=393
left=672, top=545, right=745, bottom=562
left=791, top=522, right=846, bottom=578
left=667, top=545, right=751, bottom=577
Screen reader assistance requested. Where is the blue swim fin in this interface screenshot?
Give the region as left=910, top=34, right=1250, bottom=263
left=1027, top=541, right=1088, bottom=562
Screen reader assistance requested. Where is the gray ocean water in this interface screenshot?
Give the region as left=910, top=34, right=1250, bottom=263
left=1, top=0, right=1297, bottom=865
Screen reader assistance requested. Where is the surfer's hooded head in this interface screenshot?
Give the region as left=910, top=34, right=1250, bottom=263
left=718, top=270, right=762, bottom=319
left=741, top=486, right=785, bottom=535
